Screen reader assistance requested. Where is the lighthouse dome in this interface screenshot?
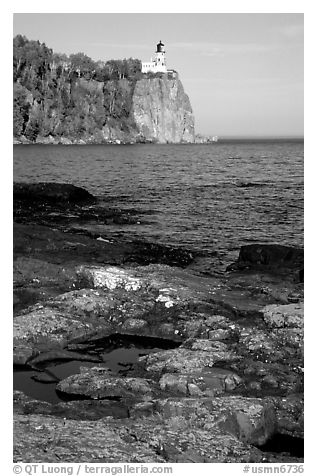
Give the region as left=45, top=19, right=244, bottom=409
left=156, top=41, right=165, bottom=53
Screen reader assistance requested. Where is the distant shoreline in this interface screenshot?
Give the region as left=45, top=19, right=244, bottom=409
left=13, top=137, right=304, bottom=145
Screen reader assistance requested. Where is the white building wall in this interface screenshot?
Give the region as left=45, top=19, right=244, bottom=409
left=141, top=62, right=156, bottom=73
left=142, top=51, right=167, bottom=74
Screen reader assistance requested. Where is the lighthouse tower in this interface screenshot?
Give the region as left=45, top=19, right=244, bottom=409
left=153, top=41, right=166, bottom=72
left=141, top=41, right=168, bottom=73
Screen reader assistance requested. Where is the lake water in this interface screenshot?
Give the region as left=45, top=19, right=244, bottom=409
left=14, top=141, right=304, bottom=267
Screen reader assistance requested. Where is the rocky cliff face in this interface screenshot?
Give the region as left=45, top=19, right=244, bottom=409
left=132, top=77, right=195, bottom=143
left=14, top=76, right=195, bottom=144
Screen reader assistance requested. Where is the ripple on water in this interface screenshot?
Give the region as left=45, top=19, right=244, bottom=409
left=13, top=142, right=304, bottom=261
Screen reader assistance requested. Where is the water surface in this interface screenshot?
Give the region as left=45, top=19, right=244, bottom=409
left=14, top=141, right=304, bottom=265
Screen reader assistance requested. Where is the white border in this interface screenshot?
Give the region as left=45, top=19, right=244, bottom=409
left=2, top=2, right=311, bottom=473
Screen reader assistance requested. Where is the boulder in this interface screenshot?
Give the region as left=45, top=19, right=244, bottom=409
left=56, top=367, right=154, bottom=400
left=14, top=308, right=90, bottom=344
left=127, top=241, right=196, bottom=267
left=76, top=265, right=143, bottom=291
left=267, top=395, right=304, bottom=438
left=14, top=182, right=95, bottom=203
left=232, top=244, right=303, bottom=272
left=155, top=395, right=276, bottom=446
left=212, top=396, right=276, bottom=445
left=261, top=303, right=304, bottom=329
left=159, top=369, right=242, bottom=396
left=141, top=344, right=237, bottom=374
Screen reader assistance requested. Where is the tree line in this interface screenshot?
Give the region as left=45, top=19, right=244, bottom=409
left=13, top=34, right=143, bottom=83
left=13, top=35, right=146, bottom=141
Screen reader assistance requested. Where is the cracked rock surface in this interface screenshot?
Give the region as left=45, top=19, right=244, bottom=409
left=13, top=183, right=304, bottom=463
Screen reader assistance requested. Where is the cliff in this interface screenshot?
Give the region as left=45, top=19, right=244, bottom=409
left=132, top=77, right=195, bottom=143
left=14, top=77, right=195, bottom=145
left=13, top=37, right=195, bottom=145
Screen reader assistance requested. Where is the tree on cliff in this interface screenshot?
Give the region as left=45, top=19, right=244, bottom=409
left=14, top=35, right=53, bottom=82
left=13, top=35, right=143, bottom=141
left=69, top=53, right=96, bottom=80
left=13, top=83, right=30, bottom=137
left=94, top=58, right=142, bottom=81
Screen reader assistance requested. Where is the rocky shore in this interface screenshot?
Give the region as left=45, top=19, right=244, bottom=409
left=13, top=183, right=304, bottom=463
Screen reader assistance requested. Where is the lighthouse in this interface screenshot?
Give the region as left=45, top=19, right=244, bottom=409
left=153, top=41, right=166, bottom=70
left=141, top=41, right=168, bottom=73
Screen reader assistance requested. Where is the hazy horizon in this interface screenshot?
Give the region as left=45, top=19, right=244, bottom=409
left=13, top=13, right=304, bottom=138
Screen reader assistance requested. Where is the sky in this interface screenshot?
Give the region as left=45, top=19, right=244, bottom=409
left=13, top=13, right=304, bottom=137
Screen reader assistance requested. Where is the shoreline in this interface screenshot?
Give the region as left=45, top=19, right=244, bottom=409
left=13, top=138, right=304, bottom=146
left=13, top=183, right=304, bottom=463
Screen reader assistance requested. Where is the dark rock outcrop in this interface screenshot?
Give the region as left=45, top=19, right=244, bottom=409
left=14, top=182, right=95, bottom=203
left=233, top=244, right=303, bottom=272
